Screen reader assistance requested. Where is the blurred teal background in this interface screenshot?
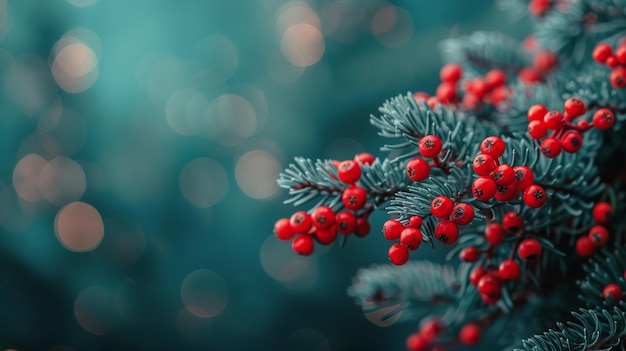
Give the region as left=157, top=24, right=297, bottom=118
left=0, top=1, right=526, bottom=350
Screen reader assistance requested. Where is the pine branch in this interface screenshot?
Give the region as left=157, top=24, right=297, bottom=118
left=579, top=244, right=626, bottom=308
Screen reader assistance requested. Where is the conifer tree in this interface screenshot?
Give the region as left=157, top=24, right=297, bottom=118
left=273, top=0, right=626, bottom=349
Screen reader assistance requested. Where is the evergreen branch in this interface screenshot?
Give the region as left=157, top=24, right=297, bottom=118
left=496, top=0, right=534, bottom=21
left=496, top=81, right=564, bottom=133
left=579, top=244, right=626, bottom=308
left=512, top=302, right=626, bottom=351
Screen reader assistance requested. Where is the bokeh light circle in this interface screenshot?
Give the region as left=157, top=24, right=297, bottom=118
left=180, top=269, right=229, bottom=318
left=13, top=154, right=46, bottom=202
left=281, top=23, right=325, bottom=67
left=235, top=150, right=281, bottom=200
left=39, top=156, right=86, bottom=205
left=51, top=41, right=98, bottom=93
left=179, top=158, right=228, bottom=208
left=166, top=89, right=210, bottom=136
left=54, top=201, right=104, bottom=252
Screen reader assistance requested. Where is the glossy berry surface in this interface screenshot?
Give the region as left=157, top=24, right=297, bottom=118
left=407, top=158, right=430, bottom=182
left=484, top=223, right=505, bottom=245
left=406, top=333, right=430, bottom=351
left=354, top=152, right=375, bottom=165
left=434, top=220, right=459, bottom=244
left=518, top=239, right=542, bottom=260
left=335, top=211, right=356, bottom=235
left=355, top=217, right=370, bottom=237
left=382, top=219, right=404, bottom=241
left=563, top=97, right=586, bottom=118
left=311, top=206, right=335, bottom=230
left=498, top=259, right=521, bottom=280
left=290, top=211, right=313, bottom=234
left=460, top=247, right=480, bottom=262
left=274, top=218, right=295, bottom=240
left=560, top=131, right=583, bottom=153
left=388, top=243, right=409, bottom=265
left=543, top=111, right=564, bottom=130
left=593, top=108, right=615, bottom=130
left=593, top=43, right=613, bottom=63
left=409, top=216, right=423, bottom=228
left=540, top=137, right=562, bottom=158
left=472, top=176, right=497, bottom=201
left=503, top=211, right=524, bottom=233
left=314, top=227, right=337, bottom=245
left=480, top=136, right=506, bottom=158
left=459, top=323, right=482, bottom=345
left=400, top=227, right=422, bottom=251
left=588, top=225, right=609, bottom=247
left=603, top=284, right=623, bottom=302
left=473, top=154, right=496, bottom=176
left=477, top=274, right=502, bottom=296
left=342, top=186, right=367, bottom=211
left=492, top=164, right=515, bottom=186
left=610, top=67, right=626, bottom=89
left=337, top=160, right=362, bottom=184
left=527, top=104, right=548, bottom=121
left=451, top=203, right=474, bottom=226
left=592, top=202, right=613, bottom=224
left=469, top=266, right=487, bottom=286
left=440, top=63, right=463, bottom=83
left=513, top=166, right=534, bottom=191
left=431, top=196, right=454, bottom=219
left=575, top=236, right=596, bottom=257
left=523, top=184, right=547, bottom=208
left=528, top=120, right=547, bottom=139
left=292, top=235, right=314, bottom=256
left=495, top=184, right=517, bottom=202
left=419, top=135, right=443, bottom=158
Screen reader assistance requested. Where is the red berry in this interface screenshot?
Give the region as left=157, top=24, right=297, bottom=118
left=337, top=160, right=362, bottom=184
left=459, top=323, right=482, bottom=345
left=588, top=225, right=609, bottom=247
left=480, top=136, right=506, bottom=158
left=603, top=284, right=623, bottom=302
left=431, top=196, right=454, bottom=219
left=607, top=56, right=619, bottom=68
left=610, top=67, right=626, bottom=89
left=560, top=131, right=583, bottom=153
left=470, top=78, right=489, bottom=99
left=617, top=46, right=626, bottom=65
left=311, top=206, right=336, bottom=230
left=426, top=97, right=439, bottom=110
left=485, top=223, right=505, bottom=245
left=434, top=220, right=459, bottom=245
left=543, top=110, right=564, bottom=130
left=406, top=158, right=430, bottom=181
left=462, top=92, right=480, bottom=110
left=528, top=104, right=548, bottom=122
left=354, top=152, right=375, bottom=165
left=290, top=211, right=313, bottom=234
left=513, top=166, right=535, bottom=191
left=592, top=108, right=615, bottom=130
left=460, top=247, right=480, bottom=262
left=564, top=97, right=587, bottom=118
left=576, top=236, right=596, bottom=257
left=420, top=319, right=442, bottom=341
left=469, top=266, right=487, bottom=286
left=406, top=332, right=430, bottom=351
left=492, top=164, right=516, bottom=186
left=388, top=243, right=409, bottom=265
left=523, top=184, right=547, bottom=208
left=355, top=217, right=371, bottom=237
left=336, top=211, right=357, bottom=235
left=593, top=43, right=613, bottom=63
left=527, top=120, right=548, bottom=139
left=473, top=154, right=497, bottom=176
left=274, top=218, right=295, bottom=240
left=436, top=82, right=457, bottom=103
left=498, top=259, right=521, bottom=280
left=496, top=185, right=520, bottom=204
left=533, top=51, right=557, bottom=72
left=440, top=63, right=463, bottom=83
left=342, top=186, right=367, bottom=211
left=451, top=203, right=474, bottom=226
left=292, top=235, right=314, bottom=256
left=382, top=219, right=404, bottom=241
left=593, top=202, right=613, bottom=224
left=477, top=273, right=502, bottom=296
left=409, top=216, right=423, bottom=228
left=518, top=67, right=542, bottom=84
left=419, top=135, right=443, bottom=158
left=400, top=227, right=423, bottom=251
left=413, top=92, right=429, bottom=101
left=472, top=176, right=497, bottom=201
left=315, top=227, right=338, bottom=245
left=485, top=69, right=506, bottom=88
left=540, top=137, right=562, bottom=158
left=503, top=211, right=524, bottom=234
left=518, top=239, right=542, bottom=260
left=491, top=85, right=510, bottom=104
left=481, top=291, right=502, bottom=304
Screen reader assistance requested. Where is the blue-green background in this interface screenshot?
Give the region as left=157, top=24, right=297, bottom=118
left=0, top=1, right=527, bottom=350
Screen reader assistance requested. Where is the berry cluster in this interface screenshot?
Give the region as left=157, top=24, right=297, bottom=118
left=462, top=212, right=542, bottom=304
left=518, top=50, right=557, bottom=85
left=603, top=283, right=623, bottom=302
left=405, top=135, right=444, bottom=182
left=472, top=136, right=547, bottom=208
left=592, top=40, right=626, bottom=89
left=405, top=319, right=443, bottom=351
left=526, top=99, right=615, bottom=158
left=575, top=202, right=613, bottom=257
left=384, top=216, right=424, bottom=265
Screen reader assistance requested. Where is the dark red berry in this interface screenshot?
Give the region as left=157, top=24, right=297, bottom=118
left=564, top=97, right=586, bottom=118
left=400, top=227, right=422, bottom=251
left=355, top=217, right=371, bottom=237
left=533, top=51, right=557, bottom=72
left=436, top=82, right=457, bottom=103
left=593, top=202, right=613, bottom=224
left=576, top=236, right=596, bottom=257
left=485, top=69, right=506, bottom=88
left=419, top=135, right=443, bottom=158
left=498, top=259, right=521, bottom=280
left=311, top=206, right=336, bottom=230
left=459, top=323, right=482, bottom=345
left=560, top=131, right=583, bottom=153
left=610, top=67, right=626, bottom=89
left=337, top=160, right=362, bottom=184
left=315, top=227, right=337, bottom=245
left=472, top=176, right=497, bottom=201
left=342, top=186, right=367, bottom=211
left=460, top=247, right=480, bottom=262
left=382, top=219, right=404, bottom=241
left=354, top=152, right=375, bottom=165
left=592, top=108, right=615, bottom=130
left=543, top=111, right=564, bottom=130
left=523, top=184, right=547, bottom=208
left=420, top=319, right=442, bottom=341
left=406, top=332, right=430, bottom=351
left=434, top=220, right=459, bottom=245
left=518, top=239, right=542, bottom=260
left=540, top=137, right=562, bottom=158
left=480, top=136, right=506, bottom=158
left=617, top=46, right=626, bottom=65
left=469, top=266, right=487, bottom=286
left=527, top=120, right=547, bottom=139
left=388, top=243, right=409, bottom=265
left=588, top=225, right=609, bottom=247
left=431, top=196, right=454, bottom=219
left=290, top=211, right=313, bottom=234
left=409, top=216, right=423, bottom=228
left=607, top=56, right=619, bottom=67
left=503, top=211, right=524, bottom=234
left=440, top=63, right=463, bottom=83
left=473, top=154, right=497, bottom=176
left=495, top=184, right=518, bottom=202
left=274, top=218, right=295, bottom=240
left=292, top=235, right=314, bottom=256
left=406, top=157, right=430, bottom=182
left=593, top=43, right=613, bottom=63
left=451, top=203, right=474, bottom=226
left=528, top=104, right=548, bottom=122
left=513, top=165, right=535, bottom=191
left=336, top=211, right=357, bottom=235
left=470, top=78, right=489, bottom=99
left=492, top=164, right=516, bottom=186
left=477, top=274, right=502, bottom=297
left=484, top=223, right=505, bottom=245
left=603, top=284, right=623, bottom=302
